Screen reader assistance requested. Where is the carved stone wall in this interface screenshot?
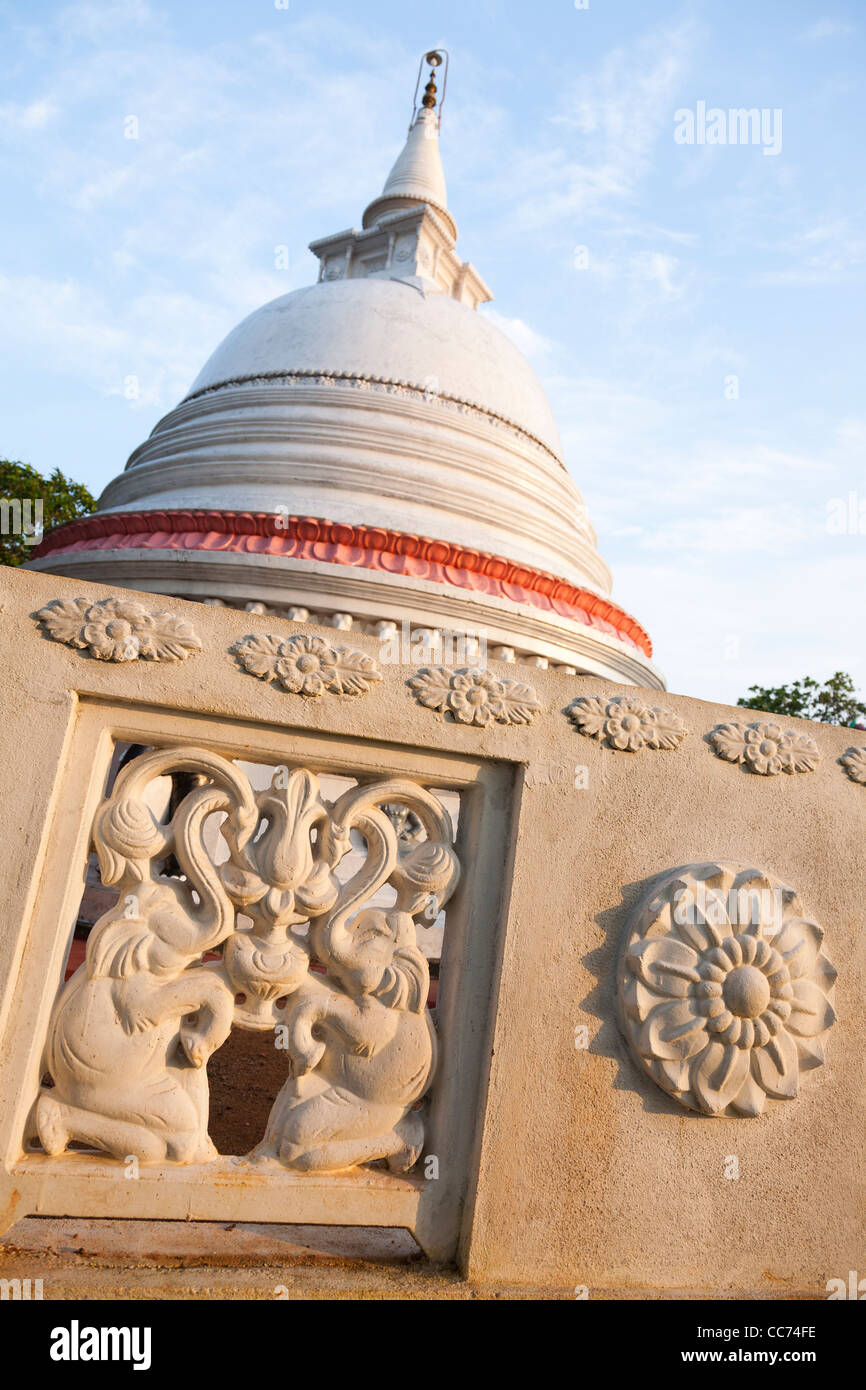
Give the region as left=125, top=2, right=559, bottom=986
left=0, top=566, right=862, bottom=1292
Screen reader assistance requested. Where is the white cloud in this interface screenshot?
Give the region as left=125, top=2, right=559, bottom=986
left=754, top=217, right=866, bottom=286
left=798, top=19, right=855, bottom=41
left=481, top=17, right=701, bottom=236
left=0, top=15, right=407, bottom=415
left=0, top=98, right=59, bottom=129
left=550, top=382, right=866, bottom=698
left=70, top=165, right=136, bottom=213
left=834, top=417, right=866, bottom=450
left=0, top=271, right=227, bottom=409
left=481, top=309, right=555, bottom=358
left=628, top=250, right=688, bottom=298
left=56, top=0, right=162, bottom=42
left=617, top=544, right=866, bottom=703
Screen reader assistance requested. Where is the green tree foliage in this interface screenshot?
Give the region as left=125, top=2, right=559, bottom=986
left=737, top=672, right=866, bottom=727
left=0, top=458, right=95, bottom=567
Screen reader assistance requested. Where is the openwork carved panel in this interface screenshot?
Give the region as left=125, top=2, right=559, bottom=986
left=616, top=863, right=837, bottom=1117
left=36, top=747, right=459, bottom=1173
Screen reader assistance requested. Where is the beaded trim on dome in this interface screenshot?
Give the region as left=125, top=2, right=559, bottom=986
left=179, top=369, right=565, bottom=467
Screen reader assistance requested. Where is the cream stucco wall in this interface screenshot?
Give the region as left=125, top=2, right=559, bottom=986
left=0, top=566, right=861, bottom=1294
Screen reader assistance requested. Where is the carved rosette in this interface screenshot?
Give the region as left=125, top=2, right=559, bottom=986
left=409, top=666, right=541, bottom=726
left=710, top=721, right=821, bottom=775
left=841, top=746, right=866, bottom=785
left=233, top=633, right=381, bottom=696
left=35, top=596, right=201, bottom=662
left=568, top=694, right=687, bottom=751
left=617, top=863, right=837, bottom=1117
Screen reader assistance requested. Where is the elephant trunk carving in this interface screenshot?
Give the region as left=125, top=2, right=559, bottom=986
left=34, top=751, right=461, bottom=1175
left=255, top=782, right=459, bottom=1173
left=36, top=748, right=257, bottom=1164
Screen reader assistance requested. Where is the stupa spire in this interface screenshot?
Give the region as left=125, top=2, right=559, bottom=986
left=309, top=51, right=490, bottom=309
left=362, top=51, right=456, bottom=241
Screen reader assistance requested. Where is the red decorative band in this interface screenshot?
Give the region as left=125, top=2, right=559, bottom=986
left=32, top=509, right=653, bottom=657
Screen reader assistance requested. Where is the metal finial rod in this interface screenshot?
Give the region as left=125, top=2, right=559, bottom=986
left=421, top=73, right=438, bottom=110
left=410, top=49, right=449, bottom=132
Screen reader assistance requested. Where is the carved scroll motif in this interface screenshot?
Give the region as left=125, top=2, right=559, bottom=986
left=36, top=748, right=460, bottom=1175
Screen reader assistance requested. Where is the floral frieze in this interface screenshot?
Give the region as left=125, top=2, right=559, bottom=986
left=617, top=862, right=837, bottom=1117
left=35, top=596, right=201, bottom=662
left=233, top=633, right=381, bottom=697
left=710, top=721, right=821, bottom=775
left=568, top=694, right=688, bottom=751
left=409, top=666, right=541, bottom=726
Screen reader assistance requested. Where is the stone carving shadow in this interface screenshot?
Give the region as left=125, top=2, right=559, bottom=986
left=584, top=870, right=704, bottom=1119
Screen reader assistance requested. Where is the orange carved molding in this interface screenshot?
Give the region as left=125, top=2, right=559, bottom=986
left=33, top=510, right=653, bottom=657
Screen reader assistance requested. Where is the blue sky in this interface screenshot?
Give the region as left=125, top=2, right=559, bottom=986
left=1, top=0, right=864, bottom=702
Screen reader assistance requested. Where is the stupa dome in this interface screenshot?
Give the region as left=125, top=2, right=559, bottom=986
left=185, top=278, right=563, bottom=459
left=30, top=58, right=662, bottom=688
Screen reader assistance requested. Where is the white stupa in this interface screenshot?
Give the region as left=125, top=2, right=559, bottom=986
left=31, top=53, right=662, bottom=687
